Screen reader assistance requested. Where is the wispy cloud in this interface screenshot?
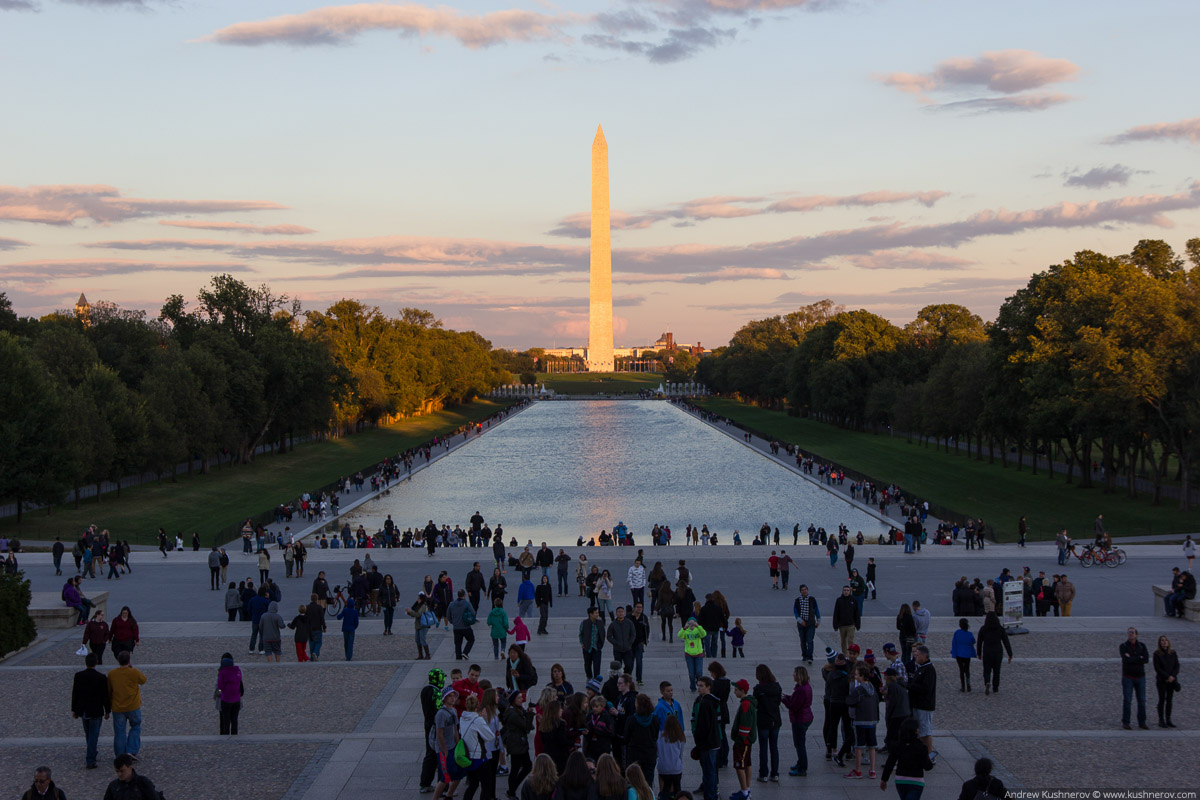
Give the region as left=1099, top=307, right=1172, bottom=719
left=1104, top=116, right=1200, bottom=146
left=845, top=250, right=973, bottom=270
left=0, top=185, right=287, bottom=226
left=159, top=220, right=316, bottom=235
left=1062, top=164, right=1138, bottom=189
left=582, top=25, right=736, bottom=64
left=879, top=50, right=1079, bottom=113
left=0, top=237, right=29, bottom=250
left=0, top=259, right=252, bottom=285
left=548, top=189, right=949, bottom=237
left=0, top=0, right=38, bottom=10
left=201, top=3, right=579, bottom=48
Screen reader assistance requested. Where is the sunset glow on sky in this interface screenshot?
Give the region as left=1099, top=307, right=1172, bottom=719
left=1, top=0, right=1198, bottom=348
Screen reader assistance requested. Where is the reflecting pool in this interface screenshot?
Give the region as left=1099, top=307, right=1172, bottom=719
left=338, top=401, right=890, bottom=545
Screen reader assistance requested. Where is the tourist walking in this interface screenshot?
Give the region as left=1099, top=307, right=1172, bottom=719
left=950, top=618, right=975, bottom=693
left=753, top=664, right=782, bottom=783
left=1056, top=576, right=1076, bottom=617
left=608, top=606, right=637, bottom=675
left=380, top=574, right=399, bottom=635
left=20, top=767, right=67, bottom=800
left=1120, top=626, right=1150, bottom=729
left=259, top=601, right=285, bottom=663
left=976, top=612, right=1013, bottom=694
left=208, top=547, right=221, bottom=589
left=1185, top=535, right=1196, bottom=570
left=793, top=585, right=820, bottom=664
left=535, top=575, right=553, bottom=635
left=579, top=607, right=606, bottom=680
left=337, top=598, right=360, bottom=661
left=431, top=687, right=463, bottom=800
left=307, top=596, right=327, bottom=661
left=912, top=601, right=931, bottom=644
left=449, top=590, right=477, bottom=661
left=488, top=598, right=510, bottom=660
left=627, top=557, right=647, bottom=607
left=224, top=583, right=241, bottom=621
left=257, top=548, right=270, bottom=584
left=107, top=650, right=146, bottom=759
left=729, top=679, right=756, bottom=800
left=518, top=575, right=536, bottom=618
left=555, top=549, right=571, bottom=596
left=678, top=617, right=706, bottom=691
left=878, top=718, right=933, bottom=798
left=103, top=754, right=161, bottom=800
left=216, top=652, right=243, bottom=735
left=288, top=605, right=311, bottom=662
left=502, top=688, right=536, bottom=795
left=1153, top=635, right=1179, bottom=727
left=109, top=606, right=139, bottom=661
left=832, top=586, right=860, bottom=654
left=656, top=581, right=676, bottom=641
left=907, top=647, right=937, bottom=761
left=72, top=653, right=110, bottom=769
left=693, top=677, right=721, bottom=800
left=844, top=663, right=879, bottom=780
left=82, top=610, right=109, bottom=665
left=597, top=570, right=615, bottom=623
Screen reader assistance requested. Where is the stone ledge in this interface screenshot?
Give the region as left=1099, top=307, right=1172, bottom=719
left=1152, top=584, right=1200, bottom=621
left=28, top=590, right=108, bottom=630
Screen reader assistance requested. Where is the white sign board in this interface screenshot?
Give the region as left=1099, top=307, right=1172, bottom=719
left=1002, top=580, right=1024, bottom=628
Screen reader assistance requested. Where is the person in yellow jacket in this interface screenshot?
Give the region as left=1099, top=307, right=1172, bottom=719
left=677, top=617, right=707, bottom=691
left=107, top=650, right=147, bottom=760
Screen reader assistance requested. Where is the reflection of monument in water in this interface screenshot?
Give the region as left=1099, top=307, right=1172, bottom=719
left=587, top=125, right=614, bottom=372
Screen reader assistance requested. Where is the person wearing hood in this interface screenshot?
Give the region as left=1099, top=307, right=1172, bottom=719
left=912, top=601, right=931, bottom=644
left=623, top=692, right=660, bottom=780
left=224, top=582, right=241, bottom=622
left=337, top=598, right=360, bottom=661
left=216, top=652, right=244, bottom=735
left=259, top=601, right=286, bottom=663
left=459, top=694, right=497, bottom=766
left=652, top=682, right=683, bottom=729
left=730, top=679, right=758, bottom=800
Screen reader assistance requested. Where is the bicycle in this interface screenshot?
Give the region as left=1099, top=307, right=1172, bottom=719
left=329, top=585, right=347, bottom=614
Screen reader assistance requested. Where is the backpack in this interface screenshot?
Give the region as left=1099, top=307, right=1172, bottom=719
left=974, top=777, right=1004, bottom=800
left=462, top=605, right=477, bottom=626
left=419, top=610, right=437, bottom=629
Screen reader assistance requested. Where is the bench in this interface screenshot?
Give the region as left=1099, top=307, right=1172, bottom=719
left=28, top=590, right=109, bottom=631
left=1152, top=584, right=1200, bottom=622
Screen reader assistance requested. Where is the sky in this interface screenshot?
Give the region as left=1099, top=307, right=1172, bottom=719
left=1, top=0, right=1198, bottom=350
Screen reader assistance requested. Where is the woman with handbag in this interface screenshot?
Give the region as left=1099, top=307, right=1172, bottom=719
left=82, top=610, right=109, bottom=664
left=408, top=592, right=434, bottom=660
left=1154, top=635, right=1179, bottom=728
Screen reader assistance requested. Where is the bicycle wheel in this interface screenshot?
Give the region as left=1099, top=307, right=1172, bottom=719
left=1105, top=552, right=1121, bottom=568
left=1115, top=550, right=1128, bottom=565
left=1080, top=552, right=1094, bottom=567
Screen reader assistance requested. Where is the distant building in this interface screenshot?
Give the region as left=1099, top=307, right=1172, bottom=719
left=654, top=331, right=675, bottom=351
left=74, top=293, right=91, bottom=326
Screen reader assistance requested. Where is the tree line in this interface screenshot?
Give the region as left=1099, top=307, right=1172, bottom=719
left=696, top=237, right=1200, bottom=510
left=0, top=276, right=511, bottom=521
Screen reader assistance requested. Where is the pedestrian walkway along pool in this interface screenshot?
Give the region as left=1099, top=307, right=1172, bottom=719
left=339, top=400, right=890, bottom=545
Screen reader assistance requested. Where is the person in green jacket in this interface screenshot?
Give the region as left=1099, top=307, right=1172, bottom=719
left=487, top=599, right=510, bottom=660
left=730, top=679, right=758, bottom=800
left=677, top=617, right=707, bottom=691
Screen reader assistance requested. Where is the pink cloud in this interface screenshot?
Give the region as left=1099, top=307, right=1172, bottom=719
left=548, top=189, right=948, bottom=237
left=845, top=250, right=974, bottom=270
left=80, top=183, right=1200, bottom=277
left=159, top=220, right=316, bottom=235
left=879, top=50, right=1078, bottom=113
left=201, top=3, right=578, bottom=48
left=1105, top=116, right=1200, bottom=146
left=0, top=258, right=251, bottom=285
left=0, top=185, right=286, bottom=226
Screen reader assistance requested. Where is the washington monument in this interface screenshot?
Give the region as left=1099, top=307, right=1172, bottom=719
left=588, top=124, right=614, bottom=372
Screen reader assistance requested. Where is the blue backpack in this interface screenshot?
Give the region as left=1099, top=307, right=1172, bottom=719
left=419, top=610, right=438, bottom=629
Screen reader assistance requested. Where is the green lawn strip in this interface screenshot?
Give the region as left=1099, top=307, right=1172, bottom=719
left=694, top=398, right=1197, bottom=542
left=4, top=400, right=514, bottom=546
left=536, top=372, right=664, bottom=395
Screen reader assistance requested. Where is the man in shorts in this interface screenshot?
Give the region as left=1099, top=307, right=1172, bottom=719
left=730, top=679, right=757, bottom=800
left=432, top=688, right=462, bottom=800
left=844, top=664, right=879, bottom=779
left=907, top=646, right=938, bottom=764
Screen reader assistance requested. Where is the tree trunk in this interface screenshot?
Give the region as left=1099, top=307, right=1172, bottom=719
left=1017, top=441, right=1024, bottom=472
left=96, top=482, right=102, bottom=503
left=1000, top=437, right=1007, bottom=468
left=1181, top=453, right=1191, bottom=512
left=988, top=437, right=995, bottom=464
left=74, top=483, right=81, bottom=510
left=1046, top=437, right=1054, bottom=480
left=1127, top=444, right=1139, bottom=499
left=15, top=496, right=21, bottom=524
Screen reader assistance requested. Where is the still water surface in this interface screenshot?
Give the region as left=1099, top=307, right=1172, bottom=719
left=340, top=401, right=889, bottom=545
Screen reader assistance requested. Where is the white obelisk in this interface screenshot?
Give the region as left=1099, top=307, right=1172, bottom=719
left=588, top=125, right=615, bottom=372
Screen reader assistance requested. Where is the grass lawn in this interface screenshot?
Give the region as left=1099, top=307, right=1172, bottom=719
left=695, top=398, right=1199, bottom=542
left=536, top=372, right=664, bottom=395
left=3, top=399, right=514, bottom=547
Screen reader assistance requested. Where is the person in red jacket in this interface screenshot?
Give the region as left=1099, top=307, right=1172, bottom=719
left=109, top=607, right=139, bottom=660
left=767, top=553, right=780, bottom=590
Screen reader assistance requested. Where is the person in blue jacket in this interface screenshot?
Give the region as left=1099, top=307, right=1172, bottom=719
left=338, top=599, right=360, bottom=661
left=247, top=588, right=270, bottom=655
left=950, top=617, right=976, bottom=693
left=518, top=577, right=536, bottom=618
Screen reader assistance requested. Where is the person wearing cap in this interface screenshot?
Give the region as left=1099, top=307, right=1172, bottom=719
left=677, top=617, right=707, bottom=692
left=430, top=687, right=461, bottom=800
left=882, top=644, right=907, bottom=685
left=729, top=679, right=757, bottom=800
left=792, top=585, right=820, bottom=665
left=832, top=586, right=860, bottom=655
